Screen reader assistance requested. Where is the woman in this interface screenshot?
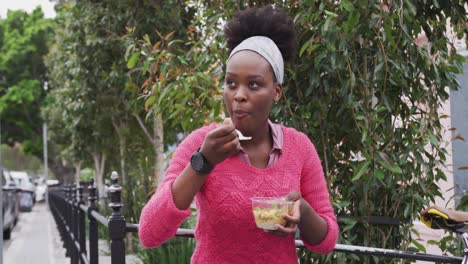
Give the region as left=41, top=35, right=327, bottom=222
left=138, top=5, right=338, bottom=263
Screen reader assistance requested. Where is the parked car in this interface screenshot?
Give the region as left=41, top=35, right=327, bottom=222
left=11, top=171, right=36, bottom=212
left=35, top=177, right=47, bottom=202
left=2, top=167, right=19, bottom=239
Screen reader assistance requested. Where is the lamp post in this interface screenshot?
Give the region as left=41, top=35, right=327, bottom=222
left=43, top=82, right=48, bottom=207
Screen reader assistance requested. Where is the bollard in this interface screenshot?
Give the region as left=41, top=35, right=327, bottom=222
left=108, top=171, right=126, bottom=264
left=88, top=179, right=99, bottom=264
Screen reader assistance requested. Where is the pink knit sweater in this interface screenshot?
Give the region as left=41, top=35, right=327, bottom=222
left=138, top=124, right=338, bottom=263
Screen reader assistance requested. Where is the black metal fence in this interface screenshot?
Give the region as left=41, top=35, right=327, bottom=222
left=48, top=171, right=464, bottom=264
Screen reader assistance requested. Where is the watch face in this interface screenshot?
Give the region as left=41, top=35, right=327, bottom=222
left=191, top=152, right=205, bottom=172
left=191, top=150, right=213, bottom=174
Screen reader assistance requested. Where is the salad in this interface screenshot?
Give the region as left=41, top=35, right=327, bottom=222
left=252, top=204, right=291, bottom=230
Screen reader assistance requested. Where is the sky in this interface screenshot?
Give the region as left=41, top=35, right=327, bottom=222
left=0, top=0, right=56, bottom=19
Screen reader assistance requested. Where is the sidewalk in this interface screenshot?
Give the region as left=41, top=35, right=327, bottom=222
left=2, top=202, right=68, bottom=264
left=2, top=202, right=142, bottom=264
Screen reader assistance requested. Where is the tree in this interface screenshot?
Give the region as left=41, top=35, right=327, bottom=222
left=0, top=8, right=73, bottom=180
left=0, top=8, right=50, bottom=152
left=126, top=27, right=224, bottom=183
left=45, top=0, right=205, bottom=254
left=45, top=0, right=122, bottom=194
left=284, top=2, right=466, bottom=260
left=45, top=0, right=196, bottom=190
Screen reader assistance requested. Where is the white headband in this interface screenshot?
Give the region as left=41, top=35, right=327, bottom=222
left=227, top=36, right=284, bottom=84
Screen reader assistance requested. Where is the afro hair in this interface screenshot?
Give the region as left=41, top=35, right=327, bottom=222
left=224, top=5, right=297, bottom=63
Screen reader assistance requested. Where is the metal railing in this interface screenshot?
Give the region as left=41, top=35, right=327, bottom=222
left=48, top=171, right=464, bottom=264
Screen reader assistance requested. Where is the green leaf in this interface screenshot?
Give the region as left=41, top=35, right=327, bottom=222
left=361, top=129, right=368, bottom=143
left=428, top=131, right=439, bottom=145
left=307, top=44, right=320, bottom=55
left=374, top=169, right=385, bottom=180
left=323, top=17, right=333, bottom=32
left=406, top=1, right=417, bottom=16
left=142, top=60, right=151, bottom=74
left=145, top=95, right=157, bottom=110
left=341, top=218, right=358, bottom=233
left=406, top=247, right=419, bottom=252
left=344, top=13, right=360, bottom=33
left=299, top=42, right=309, bottom=57
left=411, top=239, right=427, bottom=253
left=374, top=62, right=384, bottom=74
left=377, top=152, right=403, bottom=174
left=124, top=44, right=134, bottom=61
left=324, top=10, right=338, bottom=18
left=352, top=161, right=371, bottom=181
left=350, top=71, right=356, bottom=87
left=340, top=0, right=355, bottom=12
left=127, top=53, right=140, bottom=69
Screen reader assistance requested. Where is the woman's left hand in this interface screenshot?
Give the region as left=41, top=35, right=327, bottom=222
left=269, top=192, right=302, bottom=237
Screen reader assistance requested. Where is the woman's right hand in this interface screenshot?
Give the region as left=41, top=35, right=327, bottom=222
left=200, top=118, right=240, bottom=166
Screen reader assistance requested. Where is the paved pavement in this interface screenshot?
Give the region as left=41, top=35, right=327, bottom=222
left=2, top=202, right=68, bottom=264
left=3, top=202, right=142, bottom=264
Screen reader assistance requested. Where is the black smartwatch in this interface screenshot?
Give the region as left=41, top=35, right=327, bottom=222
left=190, top=147, right=214, bottom=174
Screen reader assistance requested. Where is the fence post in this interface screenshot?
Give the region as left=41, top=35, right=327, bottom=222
left=53, top=186, right=66, bottom=256
left=78, top=181, right=87, bottom=264
left=88, top=179, right=99, bottom=264
left=108, top=171, right=126, bottom=264
left=72, top=183, right=78, bottom=264
left=66, top=184, right=73, bottom=261
left=62, top=185, right=70, bottom=258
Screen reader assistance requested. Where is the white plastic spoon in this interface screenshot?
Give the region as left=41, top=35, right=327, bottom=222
left=224, top=118, right=252, bottom=141
left=236, top=129, right=252, bottom=141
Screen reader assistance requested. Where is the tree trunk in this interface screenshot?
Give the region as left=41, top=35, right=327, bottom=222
left=48, top=158, right=74, bottom=183
left=120, top=137, right=126, bottom=185
left=92, top=152, right=106, bottom=205
left=45, top=143, right=75, bottom=183
left=112, top=118, right=127, bottom=185
left=74, top=161, right=82, bottom=184
left=154, top=113, right=164, bottom=185
left=133, top=112, right=165, bottom=186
